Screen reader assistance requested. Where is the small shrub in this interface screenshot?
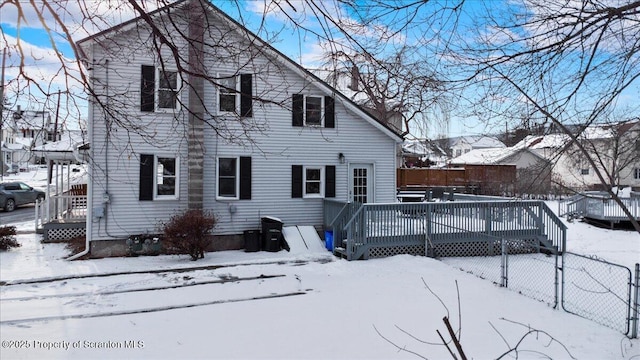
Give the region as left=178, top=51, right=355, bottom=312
left=161, top=209, right=216, bottom=261
left=0, top=226, right=20, bottom=251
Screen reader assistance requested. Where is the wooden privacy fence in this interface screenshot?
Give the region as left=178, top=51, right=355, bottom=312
left=397, top=164, right=517, bottom=195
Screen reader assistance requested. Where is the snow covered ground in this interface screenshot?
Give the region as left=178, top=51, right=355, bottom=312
left=1, top=168, right=639, bottom=359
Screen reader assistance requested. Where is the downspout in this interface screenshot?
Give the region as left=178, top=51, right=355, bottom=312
left=68, top=53, right=97, bottom=260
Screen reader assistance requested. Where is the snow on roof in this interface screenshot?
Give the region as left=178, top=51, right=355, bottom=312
left=449, top=147, right=521, bottom=165
left=4, top=143, right=27, bottom=151
left=32, top=131, right=85, bottom=153
left=581, top=125, right=614, bottom=140
left=402, top=139, right=431, bottom=156
left=450, top=135, right=506, bottom=149
left=513, top=134, right=569, bottom=150
left=14, top=137, right=33, bottom=147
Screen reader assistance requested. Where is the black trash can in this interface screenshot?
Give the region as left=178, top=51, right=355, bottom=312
left=244, top=230, right=261, bottom=252
left=261, top=216, right=283, bottom=252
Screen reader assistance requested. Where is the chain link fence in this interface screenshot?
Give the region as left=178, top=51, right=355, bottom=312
left=562, top=252, right=633, bottom=335
left=440, top=241, right=639, bottom=337
left=440, top=239, right=558, bottom=307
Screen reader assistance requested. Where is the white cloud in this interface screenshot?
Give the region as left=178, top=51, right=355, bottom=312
left=0, top=0, right=160, bottom=41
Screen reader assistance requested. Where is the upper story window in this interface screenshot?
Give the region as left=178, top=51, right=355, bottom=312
left=140, top=65, right=181, bottom=112
left=218, top=76, right=238, bottom=113
left=580, top=168, right=590, bottom=175
left=217, top=74, right=253, bottom=117
left=634, top=168, right=640, bottom=180
left=157, top=70, right=179, bottom=109
left=305, top=96, right=323, bottom=126
left=292, top=94, right=335, bottom=128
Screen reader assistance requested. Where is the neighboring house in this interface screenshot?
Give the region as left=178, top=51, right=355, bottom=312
left=32, top=130, right=87, bottom=165
left=1, top=107, right=62, bottom=167
left=450, top=146, right=551, bottom=194
left=402, top=139, right=447, bottom=167
left=76, top=0, right=402, bottom=256
left=445, top=135, right=506, bottom=158
left=518, top=120, right=640, bottom=192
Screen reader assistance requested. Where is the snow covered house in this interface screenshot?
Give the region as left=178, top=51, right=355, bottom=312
left=1, top=108, right=61, bottom=170
left=448, top=135, right=505, bottom=158
left=450, top=146, right=551, bottom=195
left=76, top=0, right=402, bottom=256
left=518, top=120, right=640, bottom=192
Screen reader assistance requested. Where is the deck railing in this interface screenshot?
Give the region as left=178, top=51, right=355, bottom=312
left=329, top=199, right=566, bottom=260
left=35, top=194, right=87, bottom=231
left=323, top=199, right=362, bottom=250
left=559, top=192, right=640, bottom=221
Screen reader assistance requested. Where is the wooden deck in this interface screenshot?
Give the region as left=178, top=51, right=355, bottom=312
left=325, top=198, right=565, bottom=261
left=559, top=192, right=640, bottom=228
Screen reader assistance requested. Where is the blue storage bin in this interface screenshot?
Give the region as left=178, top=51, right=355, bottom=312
left=324, top=230, right=334, bottom=251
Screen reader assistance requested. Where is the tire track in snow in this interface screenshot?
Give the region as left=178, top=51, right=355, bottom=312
left=0, top=258, right=329, bottom=286
left=0, top=291, right=310, bottom=325
left=0, top=274, right=286, bottom=301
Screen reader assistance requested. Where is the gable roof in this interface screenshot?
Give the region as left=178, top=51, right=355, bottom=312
left=76, top=0, right=403, bottom=143
left=448, top=135, right=505, bottom=149
left=450, top=146, right=546, bottom=166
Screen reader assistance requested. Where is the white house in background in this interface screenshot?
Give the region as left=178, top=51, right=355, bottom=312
left=517, top=120, right=640, bottom=191
left=447, top=135, right=506, bottom=158
left=450, top=146, right=551, bottom=194
left=1, top=108, right=64, bottom=170
left=402, top=139, right=448, bottom=167
left=76, top=0, right=402, bottom=256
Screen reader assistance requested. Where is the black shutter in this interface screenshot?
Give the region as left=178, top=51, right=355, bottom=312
left=292, top=94, right=304, bottom=127
left=140, top=65, right=155, bottom=112
left=240, top=74, right=253, bottom=118
left=139, top=154, right=154, bottom=201
left=325, top=165, right=336, bottom=198
left=239, top=156, right=252, bottom=200
left=292, top=165, right=303, bottom=198
left=324, top=96, right=335, bottom=128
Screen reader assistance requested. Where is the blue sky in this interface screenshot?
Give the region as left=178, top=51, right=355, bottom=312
left=1, top=0, right=638, bottom=137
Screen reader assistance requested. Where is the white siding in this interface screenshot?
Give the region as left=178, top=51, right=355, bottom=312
left=84, top=5, right=399, bottom=241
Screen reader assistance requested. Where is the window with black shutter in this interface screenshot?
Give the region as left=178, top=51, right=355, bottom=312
left=292, top=165, right=334, bottom=198
left=292, top=94, right=335, bottom=128
left=217, top=156, right=252, bottom=200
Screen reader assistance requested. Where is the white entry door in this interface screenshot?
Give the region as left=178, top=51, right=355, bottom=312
left=349, top=163, right=373, bottom=203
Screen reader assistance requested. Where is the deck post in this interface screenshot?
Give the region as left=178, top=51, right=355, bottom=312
left=631, top=263, right=639, bottom=339
left=500, top=238, right=508, bottom=288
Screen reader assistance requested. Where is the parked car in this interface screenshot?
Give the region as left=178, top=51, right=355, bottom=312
left=0, top=182, right=46, bottom=212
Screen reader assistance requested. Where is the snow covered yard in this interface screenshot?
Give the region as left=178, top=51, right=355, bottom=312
left=1, top=213, right=639, bottom=359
